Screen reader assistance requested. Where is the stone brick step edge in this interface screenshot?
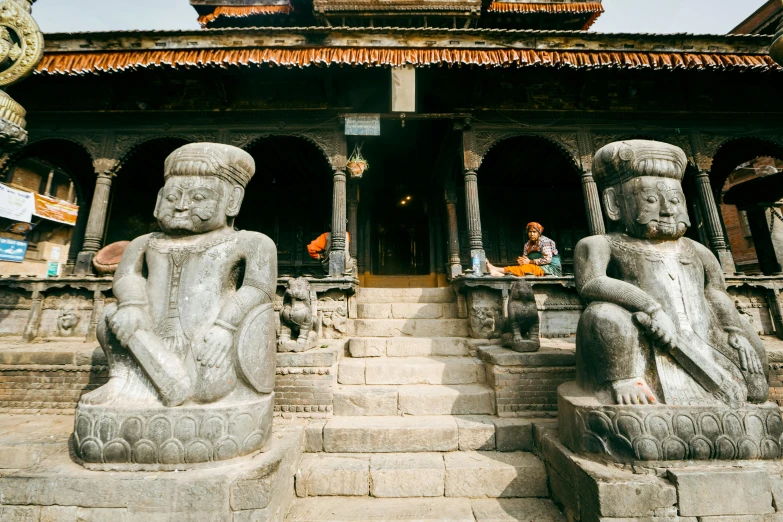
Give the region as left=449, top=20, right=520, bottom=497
left=297, top=415, right=557, bottom=453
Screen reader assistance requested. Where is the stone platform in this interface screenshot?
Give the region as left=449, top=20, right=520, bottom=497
left=0, top=415, right=304, bottom=521
left=537, top=425, right=783, bottom=521
left=558, top=381, right=783, bottom=462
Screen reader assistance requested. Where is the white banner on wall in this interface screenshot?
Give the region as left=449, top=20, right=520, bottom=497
left=0, top=184, right=34, bottom=223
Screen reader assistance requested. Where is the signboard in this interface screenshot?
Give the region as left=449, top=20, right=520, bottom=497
left=345, top=114, right=381, bottom=136
left=47, top=261, right=60, bottom=277
left=0, top=184, right=34, bottom=223
left=33, top=193, right=78, bottom=226
left=50, top=246, right=61, bottom=261
left=0, top=237, right=27, bottom=262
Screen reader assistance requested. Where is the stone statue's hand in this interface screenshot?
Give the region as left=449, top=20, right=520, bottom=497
left=199, top=325, right=234, bottom=369
left=109, top=306, right=148, bottom=345
left=728, top=332, right=763, bottom=374
left=634, top=309, right=677, bottom=349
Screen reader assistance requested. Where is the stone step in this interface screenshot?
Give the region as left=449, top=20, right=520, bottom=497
left=304, top=416, right=543, bottom=453
left=287, top=498, right=566, bottom=521
left=349, top=319, right=469, bottom=338
left=338, top=357, right=485, bottom=385
left=348, top=337, right=470, bottom=358
left=294, top=451, right=549, bottom=499
left=357, top=302, right=459, bottom=320
left=333, top=384, right=494, bottom=416
left=356, top=287, right=456, bottom=304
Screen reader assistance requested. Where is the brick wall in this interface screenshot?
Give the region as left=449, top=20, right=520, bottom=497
left=0, top=365, right=108, bottom=415
left=487, top=364, right=576, bottom=416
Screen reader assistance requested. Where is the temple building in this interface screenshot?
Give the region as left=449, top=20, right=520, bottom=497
left=2, top=0, right=783, bottom=520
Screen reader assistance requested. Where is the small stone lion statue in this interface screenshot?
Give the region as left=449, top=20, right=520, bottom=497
left=279, top=277, right=317, bottom=352
left=502, top=280, right=540, bottom=352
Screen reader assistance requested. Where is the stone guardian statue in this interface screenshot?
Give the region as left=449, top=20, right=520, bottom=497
left=560, top=140, right=782, bottom=461
left=73, top=143, right=278, bottom=467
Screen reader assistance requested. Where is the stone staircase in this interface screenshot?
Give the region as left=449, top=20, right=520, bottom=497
left=286, top=287, right=566, bottom=522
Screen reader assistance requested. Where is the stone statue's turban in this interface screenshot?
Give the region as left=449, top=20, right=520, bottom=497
left=164, top=143, right=255, bottom=188
left=593, top=140, right=687, bottom=191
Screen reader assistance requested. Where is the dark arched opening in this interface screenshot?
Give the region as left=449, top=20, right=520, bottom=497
left=475, top=135, right=587, bottom=275
left=2, top=139, right=94, bottom=274
left=240, top=136, right=332, bottom=277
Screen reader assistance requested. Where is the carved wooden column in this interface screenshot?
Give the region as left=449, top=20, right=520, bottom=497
left=577, top=130, right=605, bottom=236
left=694, top=169, right=736, bottom=274
left=463, top=169, right=485, bottom=273
left=444, top=184, right=462, bottom=279
left=329, top=167, right=347, bottom=277
left=347, top=184, right=359, bottom=262
left=581, top=170, right=605, bottom=236
left=75, top=158, right=119, bottom=275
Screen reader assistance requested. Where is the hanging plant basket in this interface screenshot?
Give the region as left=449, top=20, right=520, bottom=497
left=347, top=143, right=369, bottom=179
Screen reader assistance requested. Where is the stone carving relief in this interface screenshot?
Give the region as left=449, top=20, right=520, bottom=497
left=278, top=277, right=317, bottom=352
left=72, top=143, right=277, bottom=468
left=0, top=0, right=43, bottom=86
left=318, top=293, right=347, bottom=338
left=56, top=305, right=79, bottom=336
left=467, top=288, right=502, bottom=339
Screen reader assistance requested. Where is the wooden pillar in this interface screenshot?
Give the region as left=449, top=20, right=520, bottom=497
left=746, top=205, right=782, bottom=275
left=581, top=170, right=605, bottom=236
left=463, top=169, right=485, bottom=274
left=347, top=184, right=359, bottom=261
left=694, top=169, right=736, bottom=274
left=75, top=159, right=118, bottom=275
left=329, top=167, right=347, bottom=277
left=444, top=184, right=462, bottom=279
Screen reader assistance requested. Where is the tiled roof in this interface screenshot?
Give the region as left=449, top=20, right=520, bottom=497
left=36, top=47, right=779, bottom=74
left=198, top=5, right=293, bottom=27
left=486, top=2, right=603, bottom=30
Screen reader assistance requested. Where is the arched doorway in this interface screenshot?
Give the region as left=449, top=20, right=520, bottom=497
left=2, top=139, right=94, bottom=275
left=475, top=135, right=586, bottom=275
left=241, top=136, right=332, bottom=277
left=712, top=138, right=783, bottom=275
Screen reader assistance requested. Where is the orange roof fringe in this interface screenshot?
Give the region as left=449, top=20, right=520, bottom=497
left=198, top=6, right=292, bottom=27
left=487, top=2, right=604, bottom=29
left=35, top=48, right=779, bottom=73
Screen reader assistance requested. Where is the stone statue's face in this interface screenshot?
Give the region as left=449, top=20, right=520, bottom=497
left=155, top=176, right=229, bottom=234
left=620, top=177, right=690, bottom=240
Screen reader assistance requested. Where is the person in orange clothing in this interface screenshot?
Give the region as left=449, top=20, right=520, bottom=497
left=307, top=231, right=354, bottom=275
left=486, top=222, right=562, bottom=277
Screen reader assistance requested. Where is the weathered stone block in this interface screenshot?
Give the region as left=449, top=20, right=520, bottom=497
left=323, top=416, right=458, bottom=453
left=350, top=319, right=469, bottom=338
left=398, top=384, right=493, bottom=415
left=492, top=418, right=533, bottom=451
left=287, top=497, right=474, bottom=521
left=296, top=454, right=370, bottom=497
left=478, top=346, right=575, bottom=367
left=305, top=420, right=325, bottom=453
left=668, top=468, right=775, bottom=517
left=456, top=415, right=496, bottom=451
left=386, top=337, right=469, bottom=357
left=333, top=386, right=398, bottom=416
left=348, top=338, right=386, bottom=358
left=370, top=453, right=444, bottom=497
left=444, top=451, right=548, bottom=498
left=471, top=498, right=566, bottom=522
left=337, top=359, right=365, bottom=384
left=365, top=357, right=482, bottom=385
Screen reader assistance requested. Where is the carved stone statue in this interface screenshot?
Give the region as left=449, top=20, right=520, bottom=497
left=560, top=140, right=783, bottom=461
left=73, top=143, right=278, bottom=468
left=502, top=280, right=540, bottom=352
left=279, top=276, right=316, bottom=352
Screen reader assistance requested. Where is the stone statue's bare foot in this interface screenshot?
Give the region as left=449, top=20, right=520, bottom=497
left=611, top=377, right=657, bottom=405
left=81, top=377, right=126, bottom=405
